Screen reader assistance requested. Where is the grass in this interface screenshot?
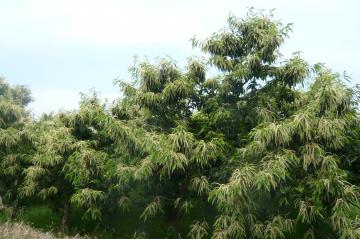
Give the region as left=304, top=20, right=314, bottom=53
left=0, top=221, right=85, bottom=239
left=16, top=205, right=60, bottom=231
left=0, top=204, right=130, bottom=238
left=0, top=205, right=88, bottom=238
left=0, top=198, right=216, bottom=238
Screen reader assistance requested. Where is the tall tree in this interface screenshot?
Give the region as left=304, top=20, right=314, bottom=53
left=109, top=10, right=360, bottom=238
left=196, top=12, right=360, bottom=239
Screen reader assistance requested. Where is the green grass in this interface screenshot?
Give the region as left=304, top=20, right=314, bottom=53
left=1, top=203, right=196, bottom=238
left=16, top=205, right=60, bottom=231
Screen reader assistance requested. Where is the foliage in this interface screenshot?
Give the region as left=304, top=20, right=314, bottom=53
left=0, top=9, right=359, bottom=239
left=20, top=94, right=126, bottom=232
left=0, top=79, right=33, bottom=216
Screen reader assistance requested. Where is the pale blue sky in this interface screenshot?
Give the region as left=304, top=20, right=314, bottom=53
left=0, top=0, right=359, bottom=115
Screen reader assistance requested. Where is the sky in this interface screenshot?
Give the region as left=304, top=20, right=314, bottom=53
left=0, top=0, right=359, bottom=116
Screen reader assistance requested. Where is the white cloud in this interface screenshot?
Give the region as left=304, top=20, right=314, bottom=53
left=28, top=89, right=79, bottom=116
left=28, top=88, right=118, bottom=116
left=54, top=1, right=201, bottom=45
left=1, top=0, right=358, bottom=47
left=0, top=0, right=253, bottom=46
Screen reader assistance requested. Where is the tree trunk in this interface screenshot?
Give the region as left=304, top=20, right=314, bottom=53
left=173, top=180, right=187, bottom=239
left=0, top=195, right=4, bottom=210
left=166, top=206, right=181, bottom=239
left=173, top=208, right=181, bottom=239
left=61, top=198, right=69, bottom=233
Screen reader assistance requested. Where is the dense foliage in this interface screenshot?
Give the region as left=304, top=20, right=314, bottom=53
left=0, top=78, right=33, bottom=216
left=0, top=11, right=359, bottom=239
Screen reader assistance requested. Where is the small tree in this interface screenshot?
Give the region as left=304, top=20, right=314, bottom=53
left=21, top=94, right=120, bottom=232
left=0, top=78, right=33, bottom=216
